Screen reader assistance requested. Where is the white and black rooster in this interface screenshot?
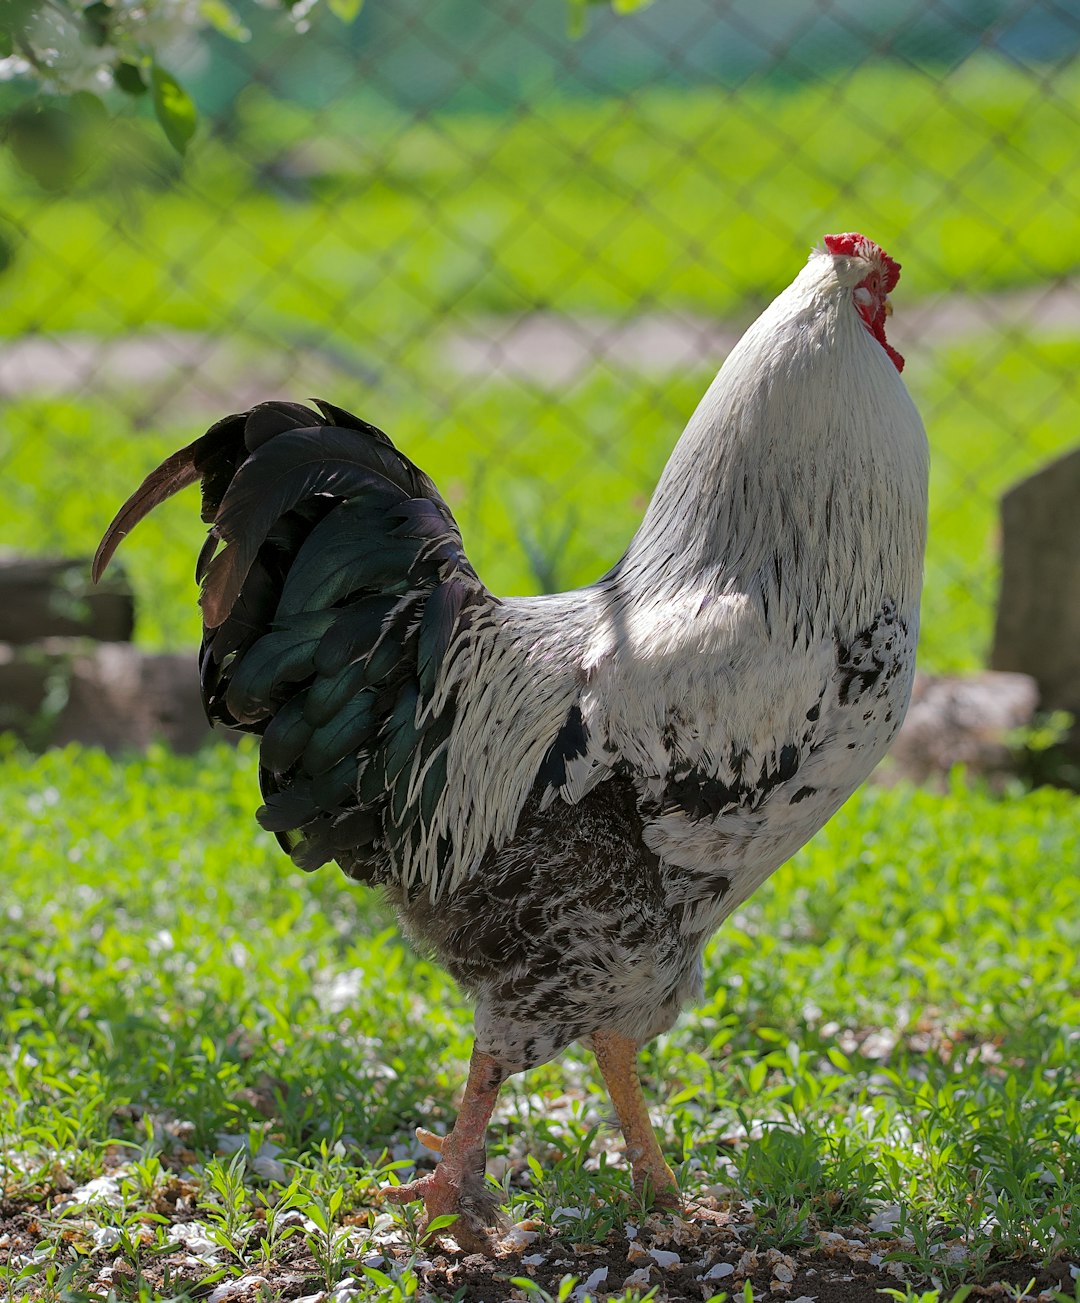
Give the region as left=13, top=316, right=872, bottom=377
left=95, top=231, right=928, bottom=1248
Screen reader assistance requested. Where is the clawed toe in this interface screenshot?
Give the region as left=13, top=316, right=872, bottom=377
left=379, top=1157, right=499, bottom=1253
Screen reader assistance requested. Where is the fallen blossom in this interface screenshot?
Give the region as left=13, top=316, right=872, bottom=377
left=868, top=1204, right=902, bottom=1233
left=502, top=1222, right=539, bottom=1251
left=63, top=1176, right=123, bottom=1207
left=168, top=1221, right=222, bottom=1258
left=701, top=1262, right=735, bottom=1281
left=208, top=1275, right=270, bottom=1303
left=663, top=1215, right=703, bottom=1246
left=648, top=1246, right=681, bottom=1270
left=571, top=1266, right=608, bottom=1300
left=623, top=1267, right=652, bottom=1289
left=929, top=1242, right=967, bottom=1266
left=737, top=1248, right=759, bottom=1272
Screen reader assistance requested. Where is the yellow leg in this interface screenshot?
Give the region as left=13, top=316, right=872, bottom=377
left=593, top=1029, right=680, bottom=1207
left=380, top=1046, right=506, bottom=1250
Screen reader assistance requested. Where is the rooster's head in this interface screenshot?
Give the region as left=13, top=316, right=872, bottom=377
left=820, top=231, right=903, bottom=373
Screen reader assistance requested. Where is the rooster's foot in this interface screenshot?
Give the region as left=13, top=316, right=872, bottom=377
left=632, top=1159, right=682, bottom=1212
left=592, top=1029, right=682, bottom=1214
left=380, top=1141, right=499, bottom=1253
left=379, top=1048, right=507, bottom=1254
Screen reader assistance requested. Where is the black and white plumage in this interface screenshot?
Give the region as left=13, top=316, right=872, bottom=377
left=95, top=233, right=928, bottom=1245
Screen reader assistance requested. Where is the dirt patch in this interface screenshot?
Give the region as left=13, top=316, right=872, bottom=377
left=2, top=1192, right=1076, bottom=1302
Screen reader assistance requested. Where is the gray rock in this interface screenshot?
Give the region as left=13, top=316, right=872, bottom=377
left=992, top=445, right=1080, bottom=720
left=0, top=639, right=220, bottom=753
left=52, top=641, right=216, bottom=753
left=882, top=670, right=1039, bottom=787
left=0, top=554, right=134, bottom=644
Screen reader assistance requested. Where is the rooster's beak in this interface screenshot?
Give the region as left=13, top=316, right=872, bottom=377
left=884, top=296, right=893, bottom=317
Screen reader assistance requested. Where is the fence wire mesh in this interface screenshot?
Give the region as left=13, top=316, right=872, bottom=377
left=2, top=0, right=1079, bottom=671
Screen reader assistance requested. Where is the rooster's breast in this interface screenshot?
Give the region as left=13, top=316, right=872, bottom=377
left=642, top=596, right=919, bottom=924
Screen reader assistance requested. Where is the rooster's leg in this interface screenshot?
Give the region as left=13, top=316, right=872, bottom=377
left=380, top=1045, right=506, bottom=1250
left=593, top=1029, right=680, bottom=1207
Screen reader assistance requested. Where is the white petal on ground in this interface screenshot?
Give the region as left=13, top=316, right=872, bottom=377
left=208, top=1275, right=270, bottom=1303
left=64, top=1176, right=123, bottom=1207
left=648, top=1246, right=681, bottom=1269
left=868, top=1204, right=902, bottom=1232
left=702, top=1262, right=735, bottom=1280
left=571, top=1266, right=608, bottom=1300
left=551, top=1205, right=583, bottom=1221
left=168, top=1221, right=222, bottom=1257
left=623, top=1267, right=653, bottom=1289
left=501, top=1224, right=539, bottom=1251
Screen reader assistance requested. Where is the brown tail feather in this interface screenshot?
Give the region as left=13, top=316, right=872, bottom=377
left=92, top=442, right=202, bottom=583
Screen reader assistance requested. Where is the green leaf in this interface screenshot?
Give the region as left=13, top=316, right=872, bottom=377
left=327, top=0, right=362, bottom=22
left=114, top=61, right=147, bottom=95
left=7, top=104, right=79, bottom=191
left=747, top=1060, right=767, bottom=1093
left=611, top=0, right=653, bottom=9
left=199, top=0, right=249, bottom=40
left=150, top=64, right=197, bottom=155
left=69, top=90, right=107, bottom=120
left=0, top=29, right=12, bottom=58
left=82, top=1, right=110, bottom=45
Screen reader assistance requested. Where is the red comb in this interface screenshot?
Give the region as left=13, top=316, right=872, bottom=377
left=823, top=232, right=901, bottom=293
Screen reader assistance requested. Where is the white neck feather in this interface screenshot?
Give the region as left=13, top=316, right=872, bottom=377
left=615, top=252, right=929, bottom=638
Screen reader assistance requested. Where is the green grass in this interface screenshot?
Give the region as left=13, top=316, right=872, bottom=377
left=1, top=741, right=1078, bottom=1299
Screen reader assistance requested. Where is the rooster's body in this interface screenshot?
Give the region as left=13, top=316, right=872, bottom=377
left=96, top=233, right=928, bottom=1245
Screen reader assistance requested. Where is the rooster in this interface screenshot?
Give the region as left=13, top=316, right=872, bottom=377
left=94, top=232, right=928, bottom=1248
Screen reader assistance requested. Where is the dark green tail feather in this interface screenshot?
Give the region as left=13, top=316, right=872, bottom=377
left=97, top=399, right=491, bottom=889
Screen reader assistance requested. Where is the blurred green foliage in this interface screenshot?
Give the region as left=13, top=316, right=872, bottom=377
left=0, top=58, right=1077, bottom=672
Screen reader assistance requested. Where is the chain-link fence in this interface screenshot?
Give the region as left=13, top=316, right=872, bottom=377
left=2, top=0, right=1079, bottom=671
